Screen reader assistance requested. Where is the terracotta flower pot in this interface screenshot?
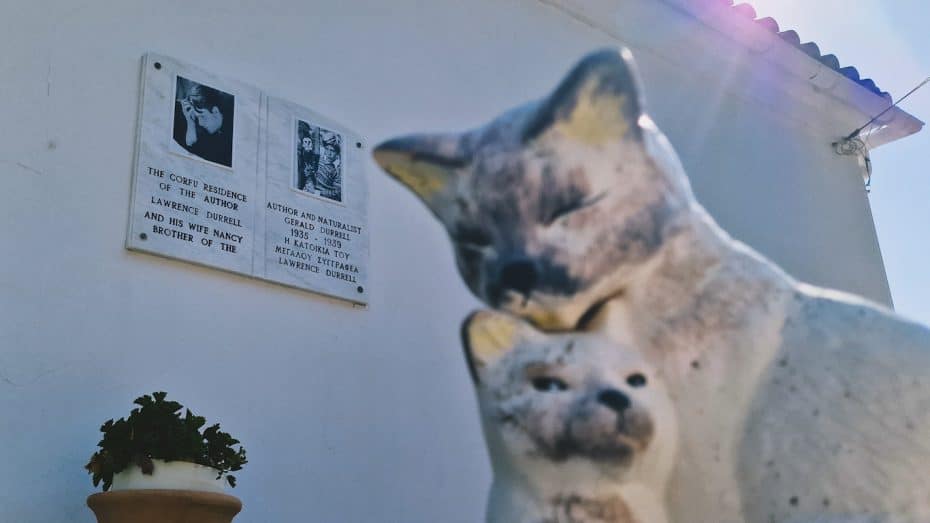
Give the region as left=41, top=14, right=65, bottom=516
left=87, top=461, right=241, bottom=522
left=87, top=489, right=242, bottom=523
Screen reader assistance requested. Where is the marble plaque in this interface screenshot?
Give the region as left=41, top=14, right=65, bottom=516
left=127, top=54, right=369, bottom=305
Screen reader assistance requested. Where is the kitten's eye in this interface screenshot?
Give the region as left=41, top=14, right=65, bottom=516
left=626, top=373, right=647, bottom=388
left=531, top=376, right=568, bottom=392
left=454, top=227, right=492, bottom=248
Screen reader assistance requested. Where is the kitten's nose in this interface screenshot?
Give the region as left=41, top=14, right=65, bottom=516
left=598, top=389, right=631, bottom=413
left=498, top=259, right=538, bottom=297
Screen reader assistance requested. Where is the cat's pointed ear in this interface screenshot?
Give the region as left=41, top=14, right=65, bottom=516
left=523, top=48, right=645, bottom=145
left=461, top=310, right=541, bottom=383
left=373, top=133, right=468, bottom=213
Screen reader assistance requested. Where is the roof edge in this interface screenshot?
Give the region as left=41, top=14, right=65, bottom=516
left=665, top=0, right=924, bottom=148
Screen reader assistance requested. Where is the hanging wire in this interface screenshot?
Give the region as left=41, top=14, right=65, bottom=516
left=864, top=153, right=872, bottom=194
left=832, top=76, right=929, bottom=193
left=842, top=76, right=930, bottom=143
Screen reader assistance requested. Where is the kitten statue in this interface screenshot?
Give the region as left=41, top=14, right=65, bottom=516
left=461, top=310, right=677, bottom=523
left=374, top=49, right=930, bottom=523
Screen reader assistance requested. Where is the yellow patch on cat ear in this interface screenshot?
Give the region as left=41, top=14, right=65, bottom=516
left=555, top=81, right=630, bottom=145
left=524, top=48, right=644, bottom=146
left=463, top=311, right=538, bottom=375
left=373, top=148, right=454, bottom=200
left=373, top=134, right=465, bottom=204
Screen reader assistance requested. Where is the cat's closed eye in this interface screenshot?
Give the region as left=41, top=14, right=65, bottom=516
left=531, top=376, right=568, bottom=392
left=543, top=191, right=607, bottom=226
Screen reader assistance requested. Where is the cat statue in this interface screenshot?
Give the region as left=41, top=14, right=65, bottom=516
left=461, top=309, right=677, bottom=523
left=374, top=49, right=930, bottom=523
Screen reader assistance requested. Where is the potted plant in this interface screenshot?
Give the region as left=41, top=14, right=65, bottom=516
left=85, top=391, right=247, bottom=523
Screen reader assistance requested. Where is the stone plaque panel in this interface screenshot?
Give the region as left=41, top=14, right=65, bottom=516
left=127, top=54, right=368, bottom=305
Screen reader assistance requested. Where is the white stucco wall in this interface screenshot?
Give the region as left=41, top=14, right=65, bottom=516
left=0, top=1, right=902, bottom=521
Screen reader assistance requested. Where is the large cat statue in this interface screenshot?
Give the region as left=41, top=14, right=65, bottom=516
left=373, top=49, right=930, bottom=523
left=461, top=309, right=677, bottom=523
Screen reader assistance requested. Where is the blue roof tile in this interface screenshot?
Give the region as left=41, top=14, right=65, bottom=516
left=799, top=41, right=822, bottom=59
left=839, top=66, right=861, bottom=82
left=718, top=1, right=891, bottom=99
left=818, top=54, right=840, bottom=70
left=778, top=30, right=801, bottom=47
left=754, top=17, right=779, bottom=33
left=731, top=3, right=756, bottom=19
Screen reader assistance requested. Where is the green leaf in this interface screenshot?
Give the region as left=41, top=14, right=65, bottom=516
left=87, top=391, right=247, bottom=491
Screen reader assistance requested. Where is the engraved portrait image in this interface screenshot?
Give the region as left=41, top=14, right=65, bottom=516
left=295, top=119, right=343, bottom=203
left=172, top=76, right=235, bottom=168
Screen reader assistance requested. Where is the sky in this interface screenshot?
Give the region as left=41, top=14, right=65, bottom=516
left=747, top=0, right=930, bottom=326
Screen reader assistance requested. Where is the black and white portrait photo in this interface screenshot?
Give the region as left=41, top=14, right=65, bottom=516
left=172, top=76, right=234, bottom=168
left=296, top=120, right=343, bottom=203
